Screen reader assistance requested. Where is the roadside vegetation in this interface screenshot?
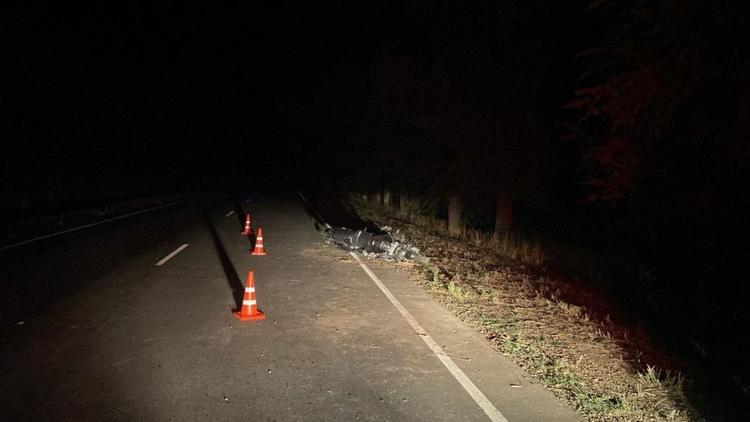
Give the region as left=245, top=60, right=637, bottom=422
left=2, top=193, right=184, bottom=247
left=351, top=196, right=699, bottom=421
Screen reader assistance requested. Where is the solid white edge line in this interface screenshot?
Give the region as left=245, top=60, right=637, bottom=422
left=1, top=200, right=185, bottom=250
left=225, top=210, right=235, bottom=217
left=155, top=243, right=190, bottom=266
left=350, top=252, right=509, bottom=422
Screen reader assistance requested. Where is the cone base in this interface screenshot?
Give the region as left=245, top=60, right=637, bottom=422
left=233, top=310, right=265, bottom=321
left=251, top=251, right=267, bottom=256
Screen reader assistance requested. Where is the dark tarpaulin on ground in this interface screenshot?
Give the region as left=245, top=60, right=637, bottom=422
left=324, top=225, right=426, bottom=263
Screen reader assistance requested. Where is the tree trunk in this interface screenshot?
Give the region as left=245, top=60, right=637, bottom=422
left=495, top=192, right=513, bottom=233
left=400, top=194, right=412, bottom=220
left=448, top=195, right=462, bottom=236
left=383, top=189, right=391, bottom=208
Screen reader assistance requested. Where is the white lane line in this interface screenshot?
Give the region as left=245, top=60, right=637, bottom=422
left=155, top=244, right=189, bottom=266
left=350, top=252, right=508, bottom=422
left=224, top=210, right=235, bottom=217
left=0, top=200, right=184, bottom=251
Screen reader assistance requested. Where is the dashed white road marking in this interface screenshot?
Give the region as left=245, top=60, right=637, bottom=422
left=155, top=244, right=189, bottom=266
left=224, top=210, right=235, bottom=217
left=350, top=252, right=509, bottom=422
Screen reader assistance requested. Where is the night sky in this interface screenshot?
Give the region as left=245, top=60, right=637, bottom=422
left=4, top=2, right=591, bottom=200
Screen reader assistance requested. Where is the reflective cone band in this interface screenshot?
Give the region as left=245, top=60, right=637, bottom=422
left=241, top=213, right=252, bottom=235
left=251, top=227, right=267, bottom=256
left=233, top=271, right=265, bottom=321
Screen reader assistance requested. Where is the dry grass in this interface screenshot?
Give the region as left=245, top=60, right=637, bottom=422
left=364, top=195, right=546, bottom=267
left=351, top=196, right=699, bottom=421
left=3, top=193, right=184, bottom=245
left=467, top=228, right=547, bottom=267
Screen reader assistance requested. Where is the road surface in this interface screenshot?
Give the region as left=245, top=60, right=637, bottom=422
left=0, top=193, right=579, bottom=421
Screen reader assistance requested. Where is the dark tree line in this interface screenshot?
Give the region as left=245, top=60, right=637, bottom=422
left=565, top=0, right=749, bottom=291
left=569, top=1, right=749, bottom=206
left=284, top=0, right=748, bottom=255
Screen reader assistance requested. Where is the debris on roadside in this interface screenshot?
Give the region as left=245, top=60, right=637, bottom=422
left=323, top=224, right=427, bottom=263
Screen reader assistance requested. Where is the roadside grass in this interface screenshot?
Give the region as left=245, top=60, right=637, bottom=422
left=369, top=195, right=547, bottom=268
left=352, top=196, right=698, bottom=421
left=2, top=193, right=184, bottom=246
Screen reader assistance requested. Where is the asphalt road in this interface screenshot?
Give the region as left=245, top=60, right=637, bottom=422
left=0, top=193, right=579, bottom=421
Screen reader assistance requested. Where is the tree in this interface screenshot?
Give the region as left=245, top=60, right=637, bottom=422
left=567, top=0, right=750, bottom=206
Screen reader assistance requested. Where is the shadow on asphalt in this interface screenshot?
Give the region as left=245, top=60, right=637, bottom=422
left=299, top=194, right=380, bottom=234
left=231, top=197, right=245, bottom=228
left=201, top=207, right=244, bottom=310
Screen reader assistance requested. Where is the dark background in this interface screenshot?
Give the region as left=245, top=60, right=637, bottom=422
left=3, top=0, right=749, bottom=417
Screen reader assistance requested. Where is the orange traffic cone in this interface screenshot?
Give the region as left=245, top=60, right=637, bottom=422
left=241, top=213, right=252, bottom=235
left=233, top=271, right=265, bottom=321
left=251, top=227, right=267, bottom=256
